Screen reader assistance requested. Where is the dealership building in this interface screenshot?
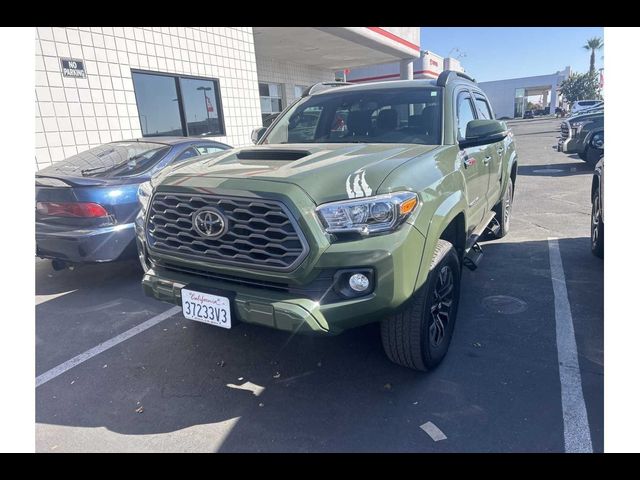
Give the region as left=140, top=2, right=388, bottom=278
left=341, top=50, right=465, bottom=83
left=35, top=27, right=421, bottom=170
left=478, top=67, right=572, bottom=119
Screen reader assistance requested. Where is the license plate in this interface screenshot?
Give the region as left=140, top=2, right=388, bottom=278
left=181, top=288, right=231, bottom=329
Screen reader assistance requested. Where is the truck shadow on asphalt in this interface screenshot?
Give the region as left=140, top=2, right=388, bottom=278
left=517, top=160, right=594, bottom=178
left=35, top=237, right=603, bottom=452
left=36, top=257, right=143, bottom=297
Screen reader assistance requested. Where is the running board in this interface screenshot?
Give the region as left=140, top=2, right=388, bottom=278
left=465, top=211, right=497, bottom=250
left=463, top=242, right=483, bottom=270
left=463, top=211, right=497, bottom=271
left=486, top=216, right=501, bottom=237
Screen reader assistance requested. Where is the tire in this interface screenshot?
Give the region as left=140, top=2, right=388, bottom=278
left=492, top=177, right=513, bottom=239
left=380, top=239, right=461, bottom=371
left=585, top=146, right=602, bottom=165
left=591, top=190, right=604, bottom=258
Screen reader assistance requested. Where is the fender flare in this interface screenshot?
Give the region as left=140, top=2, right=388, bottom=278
left=584, top=128, right=604, bottom=148
left=413, top=190, right=467, bottom=292
left=508, top=150, right=518, bottom=175
left=503, top=150, right=518, bottom=185
left=499, top=150, right=518, bottom=198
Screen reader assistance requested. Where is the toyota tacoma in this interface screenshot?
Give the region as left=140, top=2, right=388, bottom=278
left=136, top=71, right=518, bottom=371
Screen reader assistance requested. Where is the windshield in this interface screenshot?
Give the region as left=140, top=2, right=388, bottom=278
left=262, top=87, right=443, bottom=146
left=38, top=142, right=171, bottom=178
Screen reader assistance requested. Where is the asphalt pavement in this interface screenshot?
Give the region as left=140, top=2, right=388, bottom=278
left=35, top=117, right=603, bottom=452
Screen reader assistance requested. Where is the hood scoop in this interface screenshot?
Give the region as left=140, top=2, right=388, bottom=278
left=236, top=149, right=311, bottom=161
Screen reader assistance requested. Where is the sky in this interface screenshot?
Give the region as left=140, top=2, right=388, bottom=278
left=420, top=27, right=605, bottom=82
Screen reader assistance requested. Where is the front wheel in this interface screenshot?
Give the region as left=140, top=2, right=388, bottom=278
left=380, top=239, right=461, bottom=371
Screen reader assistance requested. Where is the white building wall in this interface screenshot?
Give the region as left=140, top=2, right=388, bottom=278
left=444, top=57, right=464, bottom=73
left=479, top=67, right=571, bottom=119
left=255, top=56, right=335, bottom=108
left=379, top=27, right=420, bottom=47
left=35, top=26, right=263, bottom=170
left=344, top=51, right=462, bottom=83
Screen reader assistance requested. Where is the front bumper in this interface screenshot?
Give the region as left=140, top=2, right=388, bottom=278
left=138, top=221, right=426, bottom=335
left=558, top=136, right=581, bottom=154
left=36, top=222, right=136, bottom=263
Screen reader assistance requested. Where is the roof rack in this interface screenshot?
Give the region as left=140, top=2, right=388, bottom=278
left=302, top=81, right=353, bottom=97
left=436, top=70, right=476, bottom=87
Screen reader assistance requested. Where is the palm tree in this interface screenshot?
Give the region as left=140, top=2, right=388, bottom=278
left=583, top=37, right=604, bottom=74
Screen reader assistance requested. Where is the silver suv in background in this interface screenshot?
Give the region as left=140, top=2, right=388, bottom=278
left=571, top=100, right=603, bottom=116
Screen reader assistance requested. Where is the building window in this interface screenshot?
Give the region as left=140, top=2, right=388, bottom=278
left=294, top=85, right=307, bottom=100
left=514, top=88, right=525, bottom=119
left=259, top=82, right=283, bottom=125
left=132, top=70, right=225, bottom=137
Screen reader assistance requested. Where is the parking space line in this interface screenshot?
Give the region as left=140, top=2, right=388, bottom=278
left=36, top=306, right=181, bottom=388
left=547, top=237, right=593, bottom=453
left=420, top=421, right=447, bottom=442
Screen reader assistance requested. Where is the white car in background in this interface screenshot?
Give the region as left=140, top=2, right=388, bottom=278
left=571, top=100, right=603, bottom=115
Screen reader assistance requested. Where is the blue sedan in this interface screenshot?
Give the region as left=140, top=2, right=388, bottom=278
left=36, top=137, right=231, bottom=270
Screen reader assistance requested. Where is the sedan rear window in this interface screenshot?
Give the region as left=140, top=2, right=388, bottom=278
left=39, top=142, right=171, bottom=178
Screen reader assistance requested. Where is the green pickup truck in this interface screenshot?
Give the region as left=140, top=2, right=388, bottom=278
left=135, top=71, right=519, bottom=371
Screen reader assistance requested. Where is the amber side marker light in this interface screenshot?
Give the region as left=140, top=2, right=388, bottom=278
left=400, top=197, right=418, bottom=215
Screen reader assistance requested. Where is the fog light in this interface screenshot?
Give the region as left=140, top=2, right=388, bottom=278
left=349, top=273, right=370, bottom=292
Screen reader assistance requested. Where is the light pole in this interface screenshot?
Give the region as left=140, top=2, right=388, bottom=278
left=197, top=86, right=212, bottom=132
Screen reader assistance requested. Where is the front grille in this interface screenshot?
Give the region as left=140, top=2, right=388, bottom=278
left=146, top=193, right=309, bottom=271
left=560, top=122, right=570, bottom=139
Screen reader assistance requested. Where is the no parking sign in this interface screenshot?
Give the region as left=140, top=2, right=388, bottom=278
left=60, top=58, right=86, bottom=78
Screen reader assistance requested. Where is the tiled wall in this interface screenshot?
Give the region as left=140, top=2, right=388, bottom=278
left=35, top=27, right=263, bottom=170
left=256, top=56, right=335, bottom=108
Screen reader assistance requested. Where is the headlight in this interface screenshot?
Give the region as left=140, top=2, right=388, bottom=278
left=137, top=181, right=153, bottom=213
left=572, top=121, right=590, bottom=134
left=316, top=192, right=418, bottom=236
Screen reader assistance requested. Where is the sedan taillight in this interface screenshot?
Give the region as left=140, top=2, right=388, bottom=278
left=36, top=201, right=109, bottom=218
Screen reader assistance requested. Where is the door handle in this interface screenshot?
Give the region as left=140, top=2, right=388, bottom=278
left=497, top=147, right=504, bottom=155
left=483, top=156, right=492, bottom=165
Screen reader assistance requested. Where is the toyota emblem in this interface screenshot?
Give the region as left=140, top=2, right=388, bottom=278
left=193, top=208, right=227, bottom=238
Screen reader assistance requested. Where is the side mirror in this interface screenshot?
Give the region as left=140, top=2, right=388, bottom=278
left=459, top=120, right=508, bottom=148
left=251, top=127, right=267, bottom=144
